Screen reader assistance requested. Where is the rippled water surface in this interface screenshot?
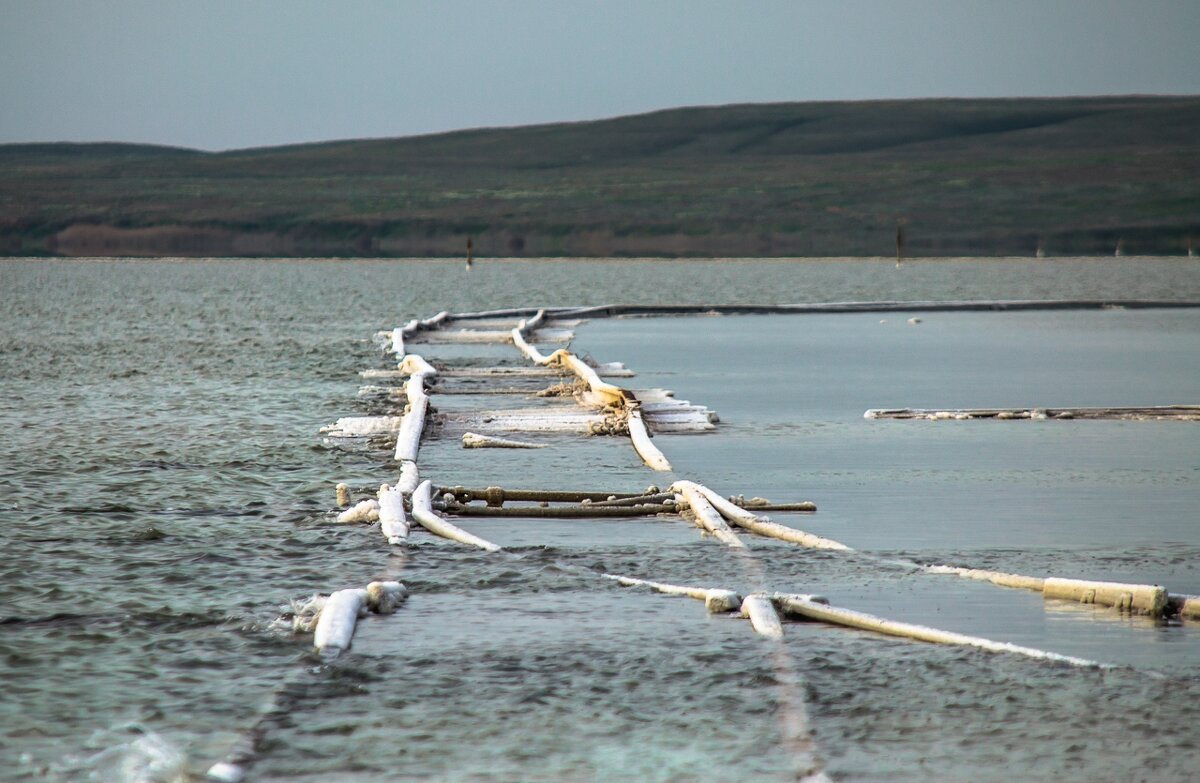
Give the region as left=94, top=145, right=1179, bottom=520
left=2, top=258, right=1199, bottom=782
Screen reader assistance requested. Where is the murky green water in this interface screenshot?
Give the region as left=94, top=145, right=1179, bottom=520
left=2, top=258, right=1199, bottom=782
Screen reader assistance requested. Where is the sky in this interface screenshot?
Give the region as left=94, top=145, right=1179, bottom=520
left=2, top=0, right=1198, bottom=151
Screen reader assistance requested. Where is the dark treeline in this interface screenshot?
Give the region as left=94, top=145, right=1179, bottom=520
left=2, top=96, right=1199, bottom=258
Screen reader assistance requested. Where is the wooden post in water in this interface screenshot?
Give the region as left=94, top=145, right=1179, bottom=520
left=1188, top=235, right=1195, bottom=258
left=895, top=221, right=905, bottom=266
left=1115, top=237, right=1124, bottom=257
left=466, top=237, right=473, bottom=270
left=1036, top=237, right=1045, bottom=259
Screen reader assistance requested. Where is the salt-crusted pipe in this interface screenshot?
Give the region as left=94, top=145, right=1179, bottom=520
left=419, top=327, right=566, bottom=344
left=602, top=573, right=741, bottom=613
left=740, top=594, right=785, bottom=639
left=335, top=483, right=350, bottom=507
left=924, top=565, right=1045, bottom=592
left=321, top=415, right=404, bottom=437
left=522, top=309, right=547, bottom=331
left=508, top=328, right=676, bottom=469
left=1042, top=577, right=1168, bottom=616
left=312, top=588, right=369, bottom=655
left=211, top=582, right=406, bottom=780
left=397, top=460, right=420, bottom=494
left=462, top=432, right=546, bottom=449
left=411, top=480, right=502, bottom=551
left=393, top=385, right=427, bottom=462
left=391, top=319, right=418, bottom=356
left=393, top=356, right=436, bottom=463
left=366, top=581, right=407, bottom=613
left=379, top=364, right=631, bottom=379
left=377, top=483, right=409, bottom=544
left=627, top=406, right=672, bottom=471
left=512, top=326, right=551, bottom=364
left=676, top=481, right=847, bottom=550
left=398, top=354, right=438, bottom=377
left=675, top=484, right=745, bottom=548
left=336, top=498, right=380, bottom=524
left=206, top=760, right=246, bottom=782
left=775, top=596, right=1106, bottom=667
left=511, top=309, right=551, bottom=363
left=546, top=349, right=627, bottom=406
left=511, top=310, right=556, bottom=362
left=420, top=310, right=451, bottom=328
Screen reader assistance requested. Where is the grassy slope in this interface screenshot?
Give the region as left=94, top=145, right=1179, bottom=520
left=2, top=96, right=1199, bottom=256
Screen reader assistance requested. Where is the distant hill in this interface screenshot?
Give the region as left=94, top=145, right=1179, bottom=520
left=2, top=96, right=1199, bottom=257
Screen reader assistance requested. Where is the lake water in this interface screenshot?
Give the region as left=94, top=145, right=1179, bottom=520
left=2, top=257, right=1199, bottom=782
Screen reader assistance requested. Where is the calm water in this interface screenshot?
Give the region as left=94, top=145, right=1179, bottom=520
left=1, top=257, right=1199, bottom=782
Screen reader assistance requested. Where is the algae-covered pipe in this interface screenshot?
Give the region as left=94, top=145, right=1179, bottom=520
left=441, top=503, right=676, bottom=519
left=589, top=492, right=674, bottom=507
left=435, top=486, right=650, bottom=504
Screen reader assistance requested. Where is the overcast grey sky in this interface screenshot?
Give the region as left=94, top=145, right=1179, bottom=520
left=2, top=0, right=1198, bottom=151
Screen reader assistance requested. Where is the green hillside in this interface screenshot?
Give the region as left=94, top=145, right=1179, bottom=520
left=2, top=96, right=1199, bottom=257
